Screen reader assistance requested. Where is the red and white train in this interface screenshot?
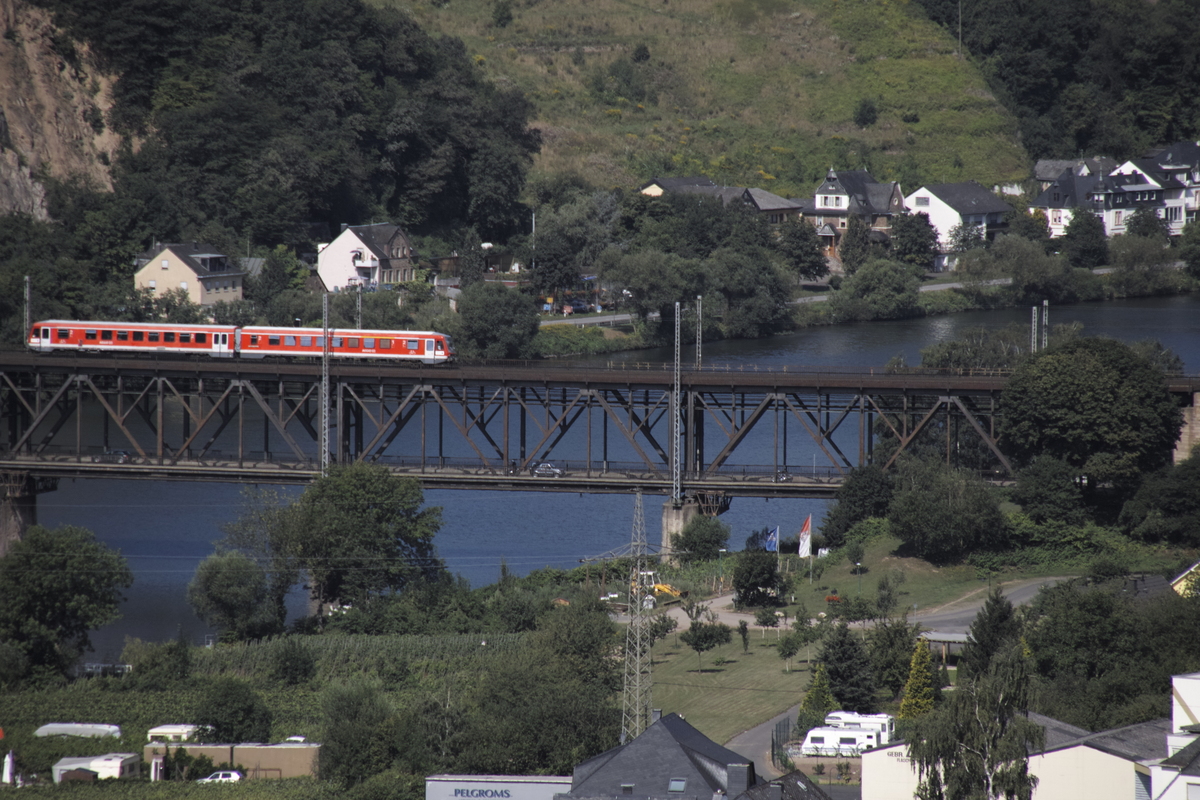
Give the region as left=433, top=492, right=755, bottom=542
left=27, top=320, right=455, bottom=364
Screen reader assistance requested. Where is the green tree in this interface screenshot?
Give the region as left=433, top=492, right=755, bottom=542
left=888, top=459, right=1004, bottom=564
left=854, top=98, right=878, bottom=127
left=1179, top=221, right=1200, bottom=280
left=455, top=227, right=488, bottom=289
left=829, top=258, right=921, bottom=322
left=737, top=620, right=751, bottom=653
left=999, top=337, right=1182, bottom=490
left=898, top=640, right=936, bottom=719
left=1011, top=456, right=1085, bottom=525
left=187, top=551, right=277, bottom=642
left=839, top=215, right=872, bottom=274
left=733, top=551, right=785, bottom=608
left=679, top=620, right=733, bottom=670
left=821, top=465, right=894, bottom=548
left=219, top=488, right=303, bottom=634
left=775, top=216, right=829, bottom=280
left=456, top=281, right=540, bottom=360
left=1061, top=211, right=1108, bottom=269
left=843, top=540, right=865, bottom=572
left=868, top=619, right=920, bottom=699
left=948, top=222, right=985, bottom=254
left=1119, top=449, right=1200, bottom=545
left=889, top=212, right=940, bottom=270
left=0, top=525, right=132, bottom=678
left=706, top=247, right=793, bottom=339
left=195, top=678, right=272, bottom=743
left=959, top=588, right=1021, bottom=681
left=271, top=637, right=316, bottom=686
left=909, top=645, right=1043, bottom=800
left=246, top=245, right=306, bottom=305
left=795, top=662, right=838, bottom=738
left=671, top=516, right=731, bottom=565
left=1124, top=206, right=1172, bottom=241
left=778, top=631, right=802, bottom=672
left=293, top=463, right=443, bottom=610
left=819, top=623, right=876, bottom=713
left=320, top=679, right=398, bottom=787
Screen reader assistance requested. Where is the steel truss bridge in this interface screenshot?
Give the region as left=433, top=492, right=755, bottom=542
left=2, top=352, right=1197, bottom=508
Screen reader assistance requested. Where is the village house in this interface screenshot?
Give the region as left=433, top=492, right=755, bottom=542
left=904, top=181, right=1012, bottom=269
left=797, top=169, right=905, bottom=259
left=133, top=243, right=248, bottom=307
left=1033, top=156, right=1117, bottom=192
left=640, top=177, right=803, bottom=226
left=316, top=223, right=418, bottom=292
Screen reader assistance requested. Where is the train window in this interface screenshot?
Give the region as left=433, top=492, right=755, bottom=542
left=220, top=334, right=227, bottom=344
left=195, top=333, right=206, bottom=344
left=179, top=333, right=192, bottom=343
left=348, top=338, right=359, bottom=348
left=379, top=339, right=391, bottom=349
left=249, top=335, right=258, bottom=346
left=164, top=332, right=176, bottom=343
left=435, top=341, right=444, bottom=351
left=58, top=329, right=70, bottom=340
left=315, top=337, right=324, bottom=347
left=133, top=331, right=144, bottom=342
left=148, top=332, right=160, bottom=342
left=117, top=331, right=129, bottom=341
left=285, top=336, right=296, bottom=347
left=101, top=330, right=113, bottom=340
left=332, top=337, right=343, bottom=347
left=363, top=338, right=375, bottom=349
left=406, top=340, right=418, bottom=350
left=268, top=335, right=280, bottom=346
left=300, top=336, right=312, bottom=347
left=85, top=330, right=97, bottom=340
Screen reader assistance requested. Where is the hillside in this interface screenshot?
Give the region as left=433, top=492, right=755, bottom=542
left=379, top=0, right=1031, bottom=196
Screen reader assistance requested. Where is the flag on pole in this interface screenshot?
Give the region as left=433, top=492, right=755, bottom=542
left=765, top=526, right=779, bottom=553
left=798, top=514, right=812, bottom=558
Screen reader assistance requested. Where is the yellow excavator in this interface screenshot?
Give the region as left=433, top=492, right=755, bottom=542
left=632, top=570, right=688, bottom=599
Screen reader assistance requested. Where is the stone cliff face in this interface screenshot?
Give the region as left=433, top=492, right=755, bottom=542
left=0, top=0, right=121, bottom=219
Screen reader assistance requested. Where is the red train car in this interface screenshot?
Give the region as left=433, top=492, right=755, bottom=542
left=28, top=320, right=238, bottom=356
left=237, top=327, right=453, bottom=364
left=27, top=321, right=455, bottom=364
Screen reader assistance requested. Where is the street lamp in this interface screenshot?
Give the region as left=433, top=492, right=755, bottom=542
left=856, top=563, right=862, bottom=596
left=718, top=549, right=727, bottom=590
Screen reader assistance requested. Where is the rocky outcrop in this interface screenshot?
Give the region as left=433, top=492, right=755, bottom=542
left=0, top=0, right=121, bottom=218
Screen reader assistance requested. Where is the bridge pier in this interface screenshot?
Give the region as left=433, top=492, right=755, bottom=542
left=661, top=498, right=701, bottom=561
left=0, top=472, right=56, bottom=557
left=1176, top=392, right=1200, bottom=464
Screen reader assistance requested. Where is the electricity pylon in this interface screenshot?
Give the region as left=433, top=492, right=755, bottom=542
left=621, top=490, right=652, bottom=742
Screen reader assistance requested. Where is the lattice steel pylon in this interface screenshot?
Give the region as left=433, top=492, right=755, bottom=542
left=621, top=490, right=652, bottom=743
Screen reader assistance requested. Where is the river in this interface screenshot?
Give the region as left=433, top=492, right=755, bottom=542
left=36, top=294, right=1200, bottom=659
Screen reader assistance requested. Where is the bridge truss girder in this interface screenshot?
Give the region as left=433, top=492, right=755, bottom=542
left=0, top=361, right=1013, bottom=497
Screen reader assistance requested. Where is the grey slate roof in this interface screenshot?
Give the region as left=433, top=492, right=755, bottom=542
left=1036, top=716, right=1170, bottom=762
left=141, top=243, right=246, bottom=277
left=734, top=770, right=832, bottom=800
left=641, top=176, right=719, bottom=193
left=813, top=169, right=897, bottom=216
left=348, top=223, right=408, bottom=261
left=1035, top=160, right=1080, bottom=182
left=1030, top=169, right=1101, bottom=210
left=744, top=188, right=801, bottom=212
left=568, top=713, right=757, bottom=800
left=1145, top=141, right=1200, bottom=171
left=1161, top=735, right=1200, bottom=774
left=922, top=181, right=1012, bottom=215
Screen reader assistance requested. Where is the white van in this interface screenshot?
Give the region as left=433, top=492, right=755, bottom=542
left=799, top=726, right=883, bottom=757
left=823, top=712, right=896, bottom=745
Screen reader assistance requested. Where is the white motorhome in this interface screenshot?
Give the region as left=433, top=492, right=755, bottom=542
left=147, top=725, right=198, bottom=743
left=799, top=726, right=883, bottom=757
left=824, top=712, right=896, bottom=745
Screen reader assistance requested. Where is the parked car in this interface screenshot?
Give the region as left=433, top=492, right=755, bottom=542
left=92, top=449, right=130, bottom=464
left=196, top=771, right=242, bottom=784
left=532, top=462, right=563, bottom=477
left=568, top=299, right=591, bottom=314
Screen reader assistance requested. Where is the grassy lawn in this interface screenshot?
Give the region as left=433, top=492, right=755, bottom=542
left=650, top=625, right=813, bottom=745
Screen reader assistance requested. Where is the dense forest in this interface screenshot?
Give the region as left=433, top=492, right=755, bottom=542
left=911, top=0, right=1200, bottom=159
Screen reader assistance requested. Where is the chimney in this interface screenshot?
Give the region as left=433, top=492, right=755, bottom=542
left=651, top=709, right=662, bottom=724
left=341, top=223, right=350, bottom=233
left=726, top=764, right=751, bottom=798
left=768, top=783, right=782, bottom=800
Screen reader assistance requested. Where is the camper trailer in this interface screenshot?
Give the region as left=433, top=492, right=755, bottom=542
left=799, top=726, right=883, bottom=757
left=823, top=712, right=895, bottom=745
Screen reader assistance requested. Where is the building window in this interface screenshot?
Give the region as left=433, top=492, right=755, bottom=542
left=161, top=259, right=169, bottom=270
left=915, top=197, right=929, bottom=207
left=834, top=196, right=843, bottom=208
left=148, top=280, right=156, bottom=289
left=669, top=780, right=687, bottom=793
left=1051, top=210, right=1062, bottom=225
left=1114, top=211, right=1123, bottom=225
left=180, top=281, right=188, bottom=291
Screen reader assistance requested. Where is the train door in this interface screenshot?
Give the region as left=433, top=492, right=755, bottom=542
left=424, top=338, right=434, bottom=363
left=211, top=331, right=232, bottom=357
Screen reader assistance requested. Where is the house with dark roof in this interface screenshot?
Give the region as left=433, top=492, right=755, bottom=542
left=133, top=243, right=248, bottom=307
left=736, top=771, right=832, bottom=800
left=639, top=177, right=719, bottom=197
left=317, top=223, right=418, bottom=292
left=559, top=713, right=759, bottom=800
left=1140, top=141, right=1200, bottom=227
left=1084, top=159, right=1187, bottom=237
left=798, top=169, right=905, bottom=260
left=1029, top=169, right=1103, bottom=238
left=1034, top=157, right=1118, bottom=191
left=904, top=182, right=1012, bottom=269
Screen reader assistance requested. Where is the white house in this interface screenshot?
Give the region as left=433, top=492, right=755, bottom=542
left=904, top=182, right=1012, bottom=269
left=316, top=223, right=417, bottom=292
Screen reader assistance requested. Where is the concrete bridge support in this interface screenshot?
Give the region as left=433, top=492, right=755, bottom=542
left=1175, top=392, right=1200, bottom=464
left=0, top=472, right=46, bottom=557
left=661, top=498, right=701, bottom=560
